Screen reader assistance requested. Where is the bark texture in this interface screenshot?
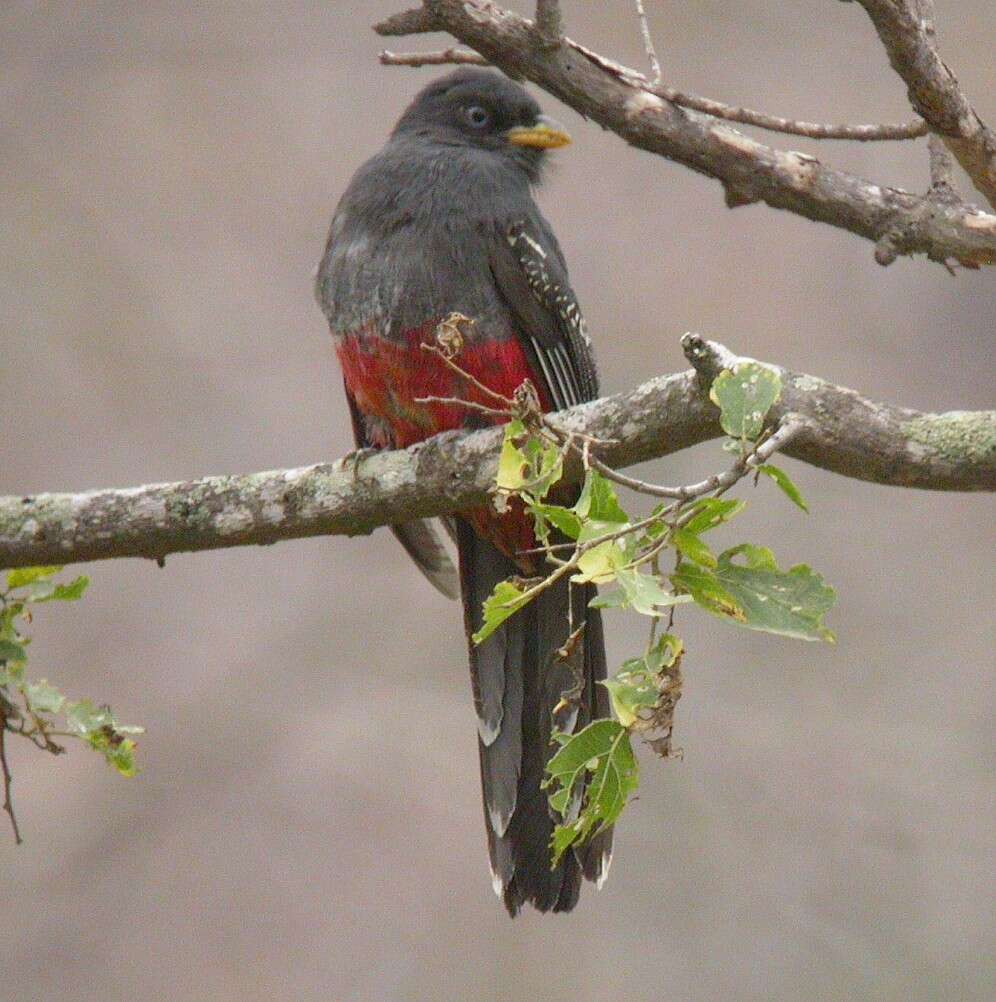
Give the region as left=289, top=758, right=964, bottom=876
left=1, top=338, right=992, bottom=570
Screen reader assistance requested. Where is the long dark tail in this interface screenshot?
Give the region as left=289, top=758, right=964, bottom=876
left=457, top=520, right=613, bottom=916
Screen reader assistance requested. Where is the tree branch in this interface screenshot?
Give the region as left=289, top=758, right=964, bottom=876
left=374, top=0, right=996, bottom=268
left=379, top=45, right=928, bottom=142
left=1, top=338, right=992, bottom=570
left=852, top=0, right=996, bottom=209
left=534, top=0, right=563, bottom=46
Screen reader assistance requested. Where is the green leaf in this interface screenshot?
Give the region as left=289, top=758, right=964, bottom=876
left=671, top=561, right=745, bottom=620
left=25, top=679, right=66, bottom=714
left=20, top=575, right=88, bottom=603
left=602, top=672, right=660, bottom=727
left=472, top=580, right=532, bottom=645
left=0, top=661, right=25, bottom=685
left=759, top=464, right=809, bottom=512
left=544, top=719, right=638, bottom=864
left=529, top=502, right=582, bottom=541
left=105, top=738, right=138, bottom=777
left=495, top=420, right=563, bottom=501
left=682, top=498, right=746, bottom=535
left=495, top=419, right=529, bottom=491
left=709, top=362, right=782, bottom=440
left=571, top=541, right=624, bottom=584
left=590, top=569, right=692, bottom=616
left=672, top=528, right=717, bottom=568
left=0, top=639, right=27, bottom=663
left=6, top=566, right=62, bottom=589
left=64, top=698, right=112, bottom=736
left=713, top=544, right=835, bottom=641
left=675, top=543, right=835, bottom=641
left=573, top=470, right=629, bottom=525
left=644, top=632, right=683, bottom=672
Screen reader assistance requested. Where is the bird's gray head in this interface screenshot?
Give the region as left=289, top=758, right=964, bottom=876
left=391, top=68, right=570, bottom=182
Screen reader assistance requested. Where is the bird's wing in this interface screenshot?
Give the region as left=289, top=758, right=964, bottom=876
left=343, top=381, right=460, bottom=600
left=487, top=217, right=599, bottom=410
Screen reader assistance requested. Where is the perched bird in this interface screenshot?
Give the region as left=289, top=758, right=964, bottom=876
left=316, top=68, right=611, bottom=915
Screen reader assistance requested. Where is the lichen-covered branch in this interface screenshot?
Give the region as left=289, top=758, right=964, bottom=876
left=375, top=0, right=996, bottom=267
left=852, top=0, right=996, bottom=209
left=1, top=338, right=992, bottom=570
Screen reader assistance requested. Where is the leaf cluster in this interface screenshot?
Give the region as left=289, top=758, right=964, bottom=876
left=0, top=567, right=143, bottom=801
left=474, top=362, right=837, bottom=865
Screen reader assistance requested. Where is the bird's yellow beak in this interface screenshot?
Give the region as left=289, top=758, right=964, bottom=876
left=506, top=115, right=571, bottom=149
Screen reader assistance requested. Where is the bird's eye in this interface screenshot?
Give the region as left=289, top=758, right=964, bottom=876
left=465, top=105, right=490, bottom=128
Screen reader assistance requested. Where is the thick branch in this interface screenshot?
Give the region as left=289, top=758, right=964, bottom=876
left=1, top=339, right=992, bottom=570
left=375, top=0, right=996, bottom=267
left=853, top=0, right=996, bottom=209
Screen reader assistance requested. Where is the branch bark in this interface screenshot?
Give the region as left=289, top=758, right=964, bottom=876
left=1, top=338, right=992, bottom=570
left=374, top=0, right=996, bottom=268
left=852, top=0, right=996, bottom=209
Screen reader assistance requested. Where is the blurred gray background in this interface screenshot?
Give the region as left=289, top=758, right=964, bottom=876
left=2, top=3, right=993, bottom=1000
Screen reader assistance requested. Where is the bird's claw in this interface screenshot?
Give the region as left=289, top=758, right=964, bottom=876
left=339, top=446, right=379, bottom=478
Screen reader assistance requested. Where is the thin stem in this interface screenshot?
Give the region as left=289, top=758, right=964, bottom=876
left=413, top=395, right=513, bottom=418
left=420, top=340, right=513, bottom=407
left=0, top=714, right=22, bottom=845
left=380, top=47, right=487, bottom=67
left=649, top=83, right=928, bottom=141
left=634, top=1, right=662, bottom=85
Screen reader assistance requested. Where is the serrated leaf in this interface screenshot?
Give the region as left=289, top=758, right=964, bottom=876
left=672, top=528, right=717, bottom=568
left=759, top=464, right=809, bottom=512
left=709, top=362, right=782, bottom=440
left=682, top=497, right=746, bottom=535
left=573, top=470, right=629, bottom=525
left=714, top=544, right=835, bottom=641
left=6, top=566, right=62, bottom=589
left=472, top=579, right=532, bottom=645
left=0, top=639, right=27, bottom=662
left=675, top=543, right=835, bottom=641
left=543, top=719, right=638, bottom=864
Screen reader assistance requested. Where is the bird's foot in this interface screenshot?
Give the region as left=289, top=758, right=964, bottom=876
left=338, top=446, right=379, bottom=479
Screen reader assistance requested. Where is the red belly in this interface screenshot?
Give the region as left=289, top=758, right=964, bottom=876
left=336, top=321, right=550, bottom=566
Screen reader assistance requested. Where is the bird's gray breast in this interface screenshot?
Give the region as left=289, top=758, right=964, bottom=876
left=316, top=144, right=524, bottom=344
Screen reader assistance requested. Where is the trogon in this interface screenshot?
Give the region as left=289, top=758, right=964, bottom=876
left=316, top=69, right=612, bottom=915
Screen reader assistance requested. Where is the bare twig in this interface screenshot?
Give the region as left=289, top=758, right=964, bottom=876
left=674, top=420, right=807, bottom=514
left=374, top=1, right=996, bottom=267
left=650, top=84, right=928, bottom=142
left=633, top=1, right=661, bottom=85
left=852, top=0, right=996, bottom=209
left=534, top=0, right=563, bottom=46
left=377, top=18, right=927, bottom=142
left=0, top=715, right=22, bottom=845
left=380, top=47, right=487, bottom=67
left=928, top=134, right=957, bottom=196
